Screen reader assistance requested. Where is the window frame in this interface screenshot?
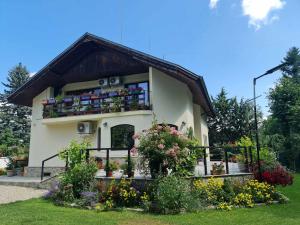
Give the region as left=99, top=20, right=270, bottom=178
left=125, top=81, right=150, bottom=107
left=110, top=124, right=135, bottom=149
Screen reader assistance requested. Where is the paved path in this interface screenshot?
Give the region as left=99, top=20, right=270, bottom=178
left=0, top=185, right=47, bottom=204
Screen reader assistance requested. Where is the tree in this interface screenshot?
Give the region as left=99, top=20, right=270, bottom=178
left=264, top=47, right=300, bottom=170
left=208, top=88, right=260, bottom=146
left=0, top=63, right=31, bottom=148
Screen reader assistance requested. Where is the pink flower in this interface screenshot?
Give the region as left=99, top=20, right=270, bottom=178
left=170, top=127, right=178, bottom=136
left=130, top=146, right=138, bottom=156
left=158, top=144, right=165, bottom=149
left=173, top=143, right=180, bottom=151
left=166, top=148, right=177, bottom=158
left=132, top=133, right=140, bottom=140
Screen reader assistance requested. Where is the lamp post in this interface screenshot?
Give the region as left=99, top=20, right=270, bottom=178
left=253, top=63, right=287, bottom=178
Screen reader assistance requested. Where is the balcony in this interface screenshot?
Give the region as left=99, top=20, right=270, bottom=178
left=42, top=88, right=151, bottom=119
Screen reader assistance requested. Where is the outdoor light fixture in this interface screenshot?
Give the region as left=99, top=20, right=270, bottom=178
left=103, top=122, right=108, bottom=127
left=253, top=62, right=287, bottom=178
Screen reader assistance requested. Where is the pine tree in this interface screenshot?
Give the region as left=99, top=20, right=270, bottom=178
left=0, top=63, right=31, bottom=147
left=207, top=88, right=260, bottom=145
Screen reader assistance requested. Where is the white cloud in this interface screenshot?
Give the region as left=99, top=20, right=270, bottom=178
left=209, top=0, right=219, bottom=9
left=242, top=0, right=285, bottom=30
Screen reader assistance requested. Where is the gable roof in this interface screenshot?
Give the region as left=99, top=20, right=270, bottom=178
left=8, top=32, right=214, bottom=116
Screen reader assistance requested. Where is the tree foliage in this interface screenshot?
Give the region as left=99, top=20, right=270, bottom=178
left=263, top=47, right=300, bottom=170
left=208, top=88, right=261, bottom=145
left=0, top=63, right=31, bottom=150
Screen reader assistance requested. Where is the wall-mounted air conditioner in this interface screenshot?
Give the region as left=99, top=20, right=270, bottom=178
left=99, top=78, right=109, bottom=88
left=77, top=121, right=95, bottom=134
left=109, top=76, right=121, bottom=86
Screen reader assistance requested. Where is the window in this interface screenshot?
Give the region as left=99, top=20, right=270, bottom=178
left=158, top=123, right=178, bottom=130
left=111, top=124, right=135, bottom=149
left=125, top=81, right=149, bottom=106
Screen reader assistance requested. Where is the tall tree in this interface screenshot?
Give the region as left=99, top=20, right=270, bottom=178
left=265, top=47, right=300, bottom=170
left=208, top=88, right=260, bottom=146
left=0, top=63, right=31, bottom=147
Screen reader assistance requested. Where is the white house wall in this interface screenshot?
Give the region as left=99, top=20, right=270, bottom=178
left=28, top=69, right=209, bottom=172
left=150, top=67, right=195, bottom=133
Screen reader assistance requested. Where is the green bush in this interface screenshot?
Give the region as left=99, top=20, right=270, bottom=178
left=59, top=139, right=91, bottom=169
left=60, top=161, right=98, bottom=198
left=153, top=175, right=199, bottom=214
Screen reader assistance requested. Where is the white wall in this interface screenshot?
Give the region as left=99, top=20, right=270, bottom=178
left=193, top=104, right=209, bottom=145
left=150, top=67, right=194, bottom=133
left=28, top=69, right=209, bottom=168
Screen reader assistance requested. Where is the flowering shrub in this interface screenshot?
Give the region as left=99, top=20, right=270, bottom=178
left=133, top=122, right=200, bottom=177
left=243, top=180, right=275, bottom=203
left=100, top=178, right=147, bottom=208
left=193, top=177, right=289, bottom=210
left=254, top=162, right=293, bottom=186
left=217, top=202, right=233, bottom=211
left=234, top=193, right=254, bottom=208
left=193, top=177, right=226, bottom=205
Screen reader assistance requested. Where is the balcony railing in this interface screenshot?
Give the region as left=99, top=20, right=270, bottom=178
left=42, top=88, right=150, bottom=119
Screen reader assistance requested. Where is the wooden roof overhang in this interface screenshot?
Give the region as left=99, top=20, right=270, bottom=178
left=8, top=33, right=214, bottom=116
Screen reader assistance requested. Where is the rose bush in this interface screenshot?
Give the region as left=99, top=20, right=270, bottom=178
left=132, top=122, right=200, bottom=178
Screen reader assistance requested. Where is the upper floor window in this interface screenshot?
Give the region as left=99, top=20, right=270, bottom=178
left=125, top=81, right=149, bottom=106
left=111, top=124, right=135, bottom=149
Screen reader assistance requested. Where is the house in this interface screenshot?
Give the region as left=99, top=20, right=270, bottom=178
left=8, top=33, right=214, bottom=177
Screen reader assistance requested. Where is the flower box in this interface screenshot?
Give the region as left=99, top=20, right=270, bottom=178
left=48, top=98, right=56, bottom=104
left=63, top=97, right=73, bottom=103
left=109, top=91, right=118, bottom=97
left=90, top=95, right=99, bottom=100
left=80, top=95, right=91, bottom=101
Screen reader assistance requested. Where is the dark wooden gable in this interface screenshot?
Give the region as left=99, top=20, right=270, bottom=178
left=62, top=47, right=148, bottom=84
left=8, top=33, right=214, bottom=116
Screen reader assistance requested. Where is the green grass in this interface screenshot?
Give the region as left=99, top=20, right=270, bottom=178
left=0, top=175, right=299, bottom=225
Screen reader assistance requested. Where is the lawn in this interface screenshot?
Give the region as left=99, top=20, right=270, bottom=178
left=1, top=174, right=299, bottom=225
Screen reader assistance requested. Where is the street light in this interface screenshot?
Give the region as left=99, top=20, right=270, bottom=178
left=253, top=62, right=287, bottom=178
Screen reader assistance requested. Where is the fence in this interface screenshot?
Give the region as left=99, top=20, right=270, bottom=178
left=41, top=145, right=256, bottom=181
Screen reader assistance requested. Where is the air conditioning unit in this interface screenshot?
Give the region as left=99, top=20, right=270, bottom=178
left=109, top=76, right=121, bottom=86
left=77, top=121, right=94, bottom=134
left=99, top=78, right=109, bottom=88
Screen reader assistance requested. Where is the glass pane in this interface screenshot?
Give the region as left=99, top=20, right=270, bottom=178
left=111, top=125, right=135, bottom=149
left=138, top=82, right=149, bottom=105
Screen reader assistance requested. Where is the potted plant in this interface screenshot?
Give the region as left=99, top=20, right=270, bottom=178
left=72, top=97, right=81, bottom=113
left=6, top=160, right=15, bottom=177
left=111, top=97, right=122, bottom=112
left=119, top=88, right=128, bottom=96
left=41, top=99, right=48, bottom=105
left=129, top=98, right=139, bottom=111
left=120, top=158, right=136, bottom=177
left=95, top=157, right=104, bottom=169
left=15, top=163, right=22, bottom=176
left=49, top=109, right=58, bottom=118
left=105, top=161, right=119, bottom=177
left=90, top=94, right=99, bottom=100
left=80, top=94, right=91, bottom=101
left=63, top=96, right=73, bottom=103
left=101, top=101, right=110, bottom=113
left=55, top=95, right=64, bottom=103
left=211, top=162, right=225, bottom=175
left=48, top=98, right=56, bottom=104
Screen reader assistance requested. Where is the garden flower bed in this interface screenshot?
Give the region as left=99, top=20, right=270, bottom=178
left=44, top=123, right=292, bottom=214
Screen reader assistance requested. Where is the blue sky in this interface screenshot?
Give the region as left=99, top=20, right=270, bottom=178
left=0, top=0, right=299, bottom=115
